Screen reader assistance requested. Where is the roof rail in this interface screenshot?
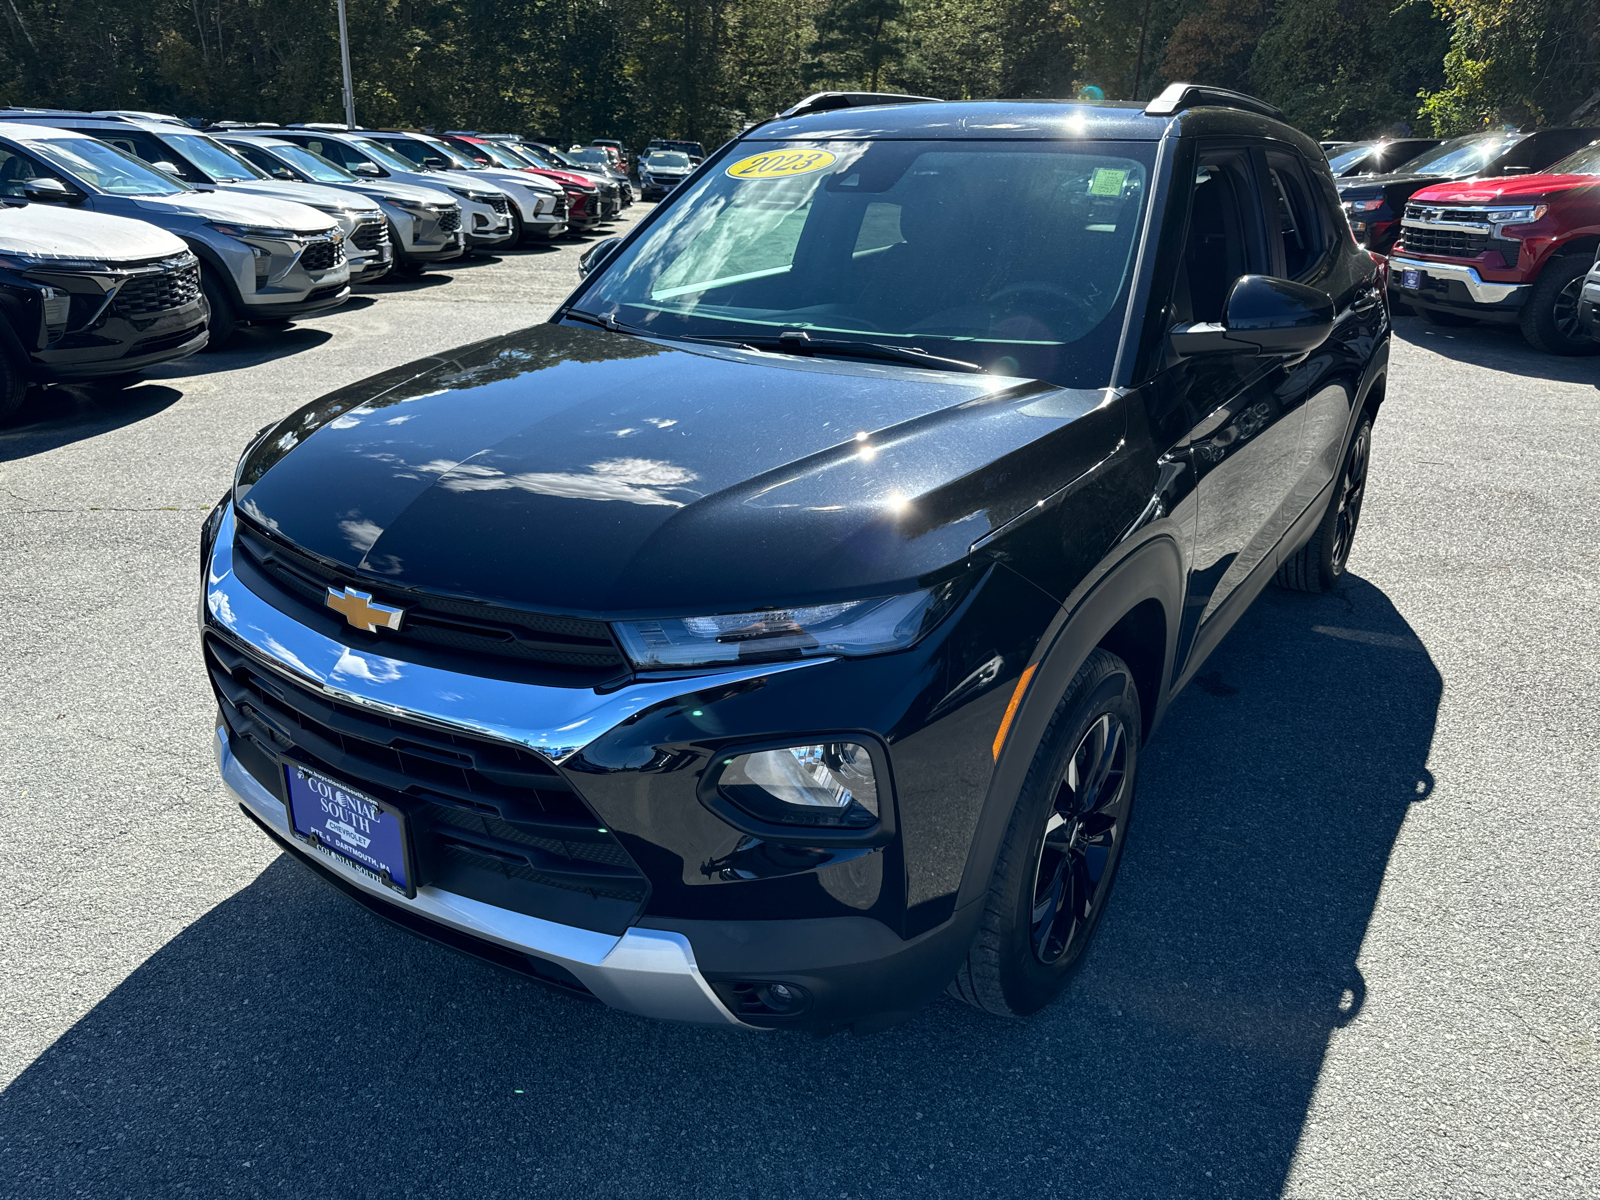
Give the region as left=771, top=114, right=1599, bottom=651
left=777, top=92, right=942, bottom=121
left=1144, top=83, right=1284, bottom=121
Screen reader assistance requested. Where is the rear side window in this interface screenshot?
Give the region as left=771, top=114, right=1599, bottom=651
left=1263, top=152, right=1324, bottom=279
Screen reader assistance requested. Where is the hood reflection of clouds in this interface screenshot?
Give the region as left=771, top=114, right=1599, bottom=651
left=434, top=456, right=701, bottom=507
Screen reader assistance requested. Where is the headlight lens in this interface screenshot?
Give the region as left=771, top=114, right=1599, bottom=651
left=1488, top=204, right=1548, bottom=224
left=1344, top=199, right=1383, bottom=213
left=448, top=186, right=497, bottom=203
left=613, top=582, right=963, bottom=670
left=206, top=222, right=302, bottom=240
left=720, top=743, right=879, bottom=828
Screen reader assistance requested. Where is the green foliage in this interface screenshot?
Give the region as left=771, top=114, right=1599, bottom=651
left=0, top=0, right=1589, bottom=149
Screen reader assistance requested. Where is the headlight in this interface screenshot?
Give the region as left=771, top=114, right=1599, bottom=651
left=206, top=222, right=303, bottom=240
left=0, top=253, right=111, bottom=271
left=718, top=743, right=879, bottom=828
left=394, top=200, right=435, bottom=217
left=1344, top=199, right=1383, bottom=213
left=1488, top=204, right=1548, bottom=224
left=448, top=187, right=497, bottom=204
left=612, top=581, right=964, bottom=670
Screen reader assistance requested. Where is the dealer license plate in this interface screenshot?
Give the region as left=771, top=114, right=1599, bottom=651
left=284, top=763, right=412, bottom=894
left=1401, top=269, right=1421, bottom=290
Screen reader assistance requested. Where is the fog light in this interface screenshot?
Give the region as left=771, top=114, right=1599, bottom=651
left=251, top=246, right=269, bottom=286
left=41, top=287, right=69, bottom=331
left=723, top=980, right=812, bottom=1018
left=719, top=742, right=878, bottom=828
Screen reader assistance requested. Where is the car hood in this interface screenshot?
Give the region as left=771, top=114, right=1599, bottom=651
left=460, top=167, right=559, bottom=194
left=347, top=179, right=457, bottom=206
left=1337, top=170, right=1466, bottom=197
left=130, top=188, right=338, bottom=232
left=235, top=323, right=1120, bottom=617
left=1409, top=172, right=1600, bottom=204
left=220, top=179, right=380, bottom=213
left=0, top=204, right=186, bottom=259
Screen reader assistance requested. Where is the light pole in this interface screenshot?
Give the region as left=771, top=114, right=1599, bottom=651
left=337, top=0, right=356, bottom=129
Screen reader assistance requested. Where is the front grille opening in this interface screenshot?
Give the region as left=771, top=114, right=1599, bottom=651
left=438, top=208, right=462, bottom=233
left=115, top=264, right=202, bottom=316
left=1400, top=227, right=1488, bottom=257
left=208, top=633, right=649, bottom=932
left=233, top=517, right=628, bottom=677
left=301, top=240, right=346, bottom=273
left=351, top=219, right=390, bottom=251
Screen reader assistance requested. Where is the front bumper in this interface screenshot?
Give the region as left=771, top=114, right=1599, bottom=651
left=215, top=727, right=744, bottom=1025
left=240, top=284, right=352, bottom=320
left=1388, top=254, right=1529, bottom=317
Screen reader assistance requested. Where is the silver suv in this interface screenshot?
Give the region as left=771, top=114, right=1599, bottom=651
left=0, top=123, right=350, bottom=344
left=216, top=136, right=466, bottom=277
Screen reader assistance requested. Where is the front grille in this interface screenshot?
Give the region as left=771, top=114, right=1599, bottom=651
left=114, top=263, right=201, bottom=316
left=437, top=206, right=462, bottom=233
left=486, top=194, right=510, bottom=215
left=350, top=218, right=389, bottom=252
left=207, top=634, right=649, bottom=932
left=233, top=517, right=627, bottom=674
left=300, top=238, right=345, bottom=272
left=1400, top=226, right=1488, bottom=257
left=1405, top=204, right=1495, bottom=226
left=552, top=194, right=567, bottom=218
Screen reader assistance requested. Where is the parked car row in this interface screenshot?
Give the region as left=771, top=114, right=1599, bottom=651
left=0, top=111, right=645, bottom=422
left=1332, top=125, right=1600, bottom=355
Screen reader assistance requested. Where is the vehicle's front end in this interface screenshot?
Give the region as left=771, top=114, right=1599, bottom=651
left=180, top=194, right=353, bottom=319
left=638, top=153, right=692, bottom=199
left=225, top=184, right=391, bottom=283
left=0, top=211, right=209, bottom=378
left=1390, top=165, right=1600, bottom=353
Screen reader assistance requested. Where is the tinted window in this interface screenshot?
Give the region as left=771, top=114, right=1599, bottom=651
left=581, top=139, right=1156, bottom=388
left=0, top=145, right=49, bottom=197
left=1177, top=154, right=1267, bottom=324
left=1265, top=153, right=1322, bottom=278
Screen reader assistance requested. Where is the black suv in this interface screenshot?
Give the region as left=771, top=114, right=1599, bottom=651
left=1337, top=127, right=1600, bottom=254
left=201, top=86, right=1388, bottom=1032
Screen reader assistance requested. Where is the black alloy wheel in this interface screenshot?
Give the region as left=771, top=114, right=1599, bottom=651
left=198, top=264, right=238, bottom=349
left=1029, top=711, right=1131, bottom=965
left=949, top=648, right=1141, bottom=1017
left=1276, top=416, right=1373, bottom=593
left=1520, top=253, right=1600, bottom=356
left=0, top=344, right=27, bottom=424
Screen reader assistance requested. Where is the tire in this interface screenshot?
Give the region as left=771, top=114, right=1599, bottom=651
left=0, top=346, right=27, bottom=424
left=508, top=207, right=525, bottom=246
left=199, top=265, right=238, bottom=349
left=949, top=649, right=1141, bottom=1018
left=1420, top=308, right=1475, bottom=327
left=1518, top=254, right=1600, bottom=356
left=1276, top=416, right=1372, bottom=592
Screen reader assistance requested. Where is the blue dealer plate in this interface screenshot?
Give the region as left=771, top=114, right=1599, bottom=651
left=1401, top=269, right=1421, bottom=290
left=284, top=764, right=411, bottom=893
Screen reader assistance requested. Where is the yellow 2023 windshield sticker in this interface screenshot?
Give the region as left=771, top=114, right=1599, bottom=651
left=726, top=149, right=838, bottom=180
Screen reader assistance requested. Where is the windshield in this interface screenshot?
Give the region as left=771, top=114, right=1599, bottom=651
left=350, top=137, right=426, bottom=174
left=1544, top=141, right=1600, bottom=176
left=23, top=136, right=192, bottom=196
left=1326, top=144, right=1373, bottom=174
left=1395, top=134, right=1521, bottom=176
left=166, top=133, right=267, bottom=182
left=568, top=148, right=611, bottom=167
left=470, top=141, right=530, bottom=170
left=579, top=139, right=1154, bottom=388
left=646, top=152, right=691, bottom=169
left=269, top=143, right=357, bottom=183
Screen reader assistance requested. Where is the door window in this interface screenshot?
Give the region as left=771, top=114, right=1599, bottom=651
left=1174, top=153, right=1268, bottom=324
left=0, top=145, right=49, bottom=196
left=1263, top=153, right=1324, bottom=279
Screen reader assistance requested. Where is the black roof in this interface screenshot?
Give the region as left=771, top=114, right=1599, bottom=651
left=749, top=98, right=1318, bottom=157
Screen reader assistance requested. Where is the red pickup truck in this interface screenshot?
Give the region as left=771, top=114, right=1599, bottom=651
left=1388, top=139, right=1600, bottom=354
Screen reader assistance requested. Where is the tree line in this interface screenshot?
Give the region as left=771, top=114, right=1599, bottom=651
left=1, top=0, right=1596, bottom=150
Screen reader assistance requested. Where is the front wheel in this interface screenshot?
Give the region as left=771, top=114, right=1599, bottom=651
left=0, top=346, right=28, bottom=424
left=1519, top=254, right=1600, bottom=356
left=199, top=265, right=237, bottom=349
left=949, top=649, right=1140, bottom=1017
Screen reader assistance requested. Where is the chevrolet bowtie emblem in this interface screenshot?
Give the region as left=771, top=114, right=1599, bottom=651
left=325, top=586, right=405, bottom=633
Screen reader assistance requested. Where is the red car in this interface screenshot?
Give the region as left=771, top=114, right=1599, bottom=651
left=440, top=134, right=604, bottom=234
left=1389, top=139, right=1600, bottom=354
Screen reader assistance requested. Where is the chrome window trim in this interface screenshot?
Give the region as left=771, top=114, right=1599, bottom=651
left=215, top=729, right=750, bottom=1027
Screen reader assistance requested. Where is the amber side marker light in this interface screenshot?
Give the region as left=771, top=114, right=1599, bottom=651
left=991, top=663, right=1039, bottom=760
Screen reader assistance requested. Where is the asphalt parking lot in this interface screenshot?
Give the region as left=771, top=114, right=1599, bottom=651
left=2, top=212, right=1598, bottom=1199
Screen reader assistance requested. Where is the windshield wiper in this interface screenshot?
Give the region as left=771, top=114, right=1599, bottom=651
left=685, top=331, right=984, bottom=373
left=563, top=309, right=648, bottom=336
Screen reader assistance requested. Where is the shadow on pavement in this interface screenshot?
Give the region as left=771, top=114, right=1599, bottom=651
left=1392, top=312, right=1600, bottom=385
left=0, top=576, right=1439, bottom=1199
left=0, top=383, right=183, bottom=463
left=138, top=326, right=335, bottom=381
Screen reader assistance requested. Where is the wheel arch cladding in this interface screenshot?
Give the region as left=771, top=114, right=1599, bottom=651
left=954, top=535, right=1182, bottom=912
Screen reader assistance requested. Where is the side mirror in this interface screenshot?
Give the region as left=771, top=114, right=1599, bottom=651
left=579, top=236, right=622, bottom=279
left=273, top=167, right=297, bottom=180
left=23, top=177, right=78, bottom=204
left=423, top=156, right=450, bottom=169
left=151, top=161, right=184, bottom=177
left=1170, top=275, right=1335, bottom=357
left=353, top=162, right=381, bottom=177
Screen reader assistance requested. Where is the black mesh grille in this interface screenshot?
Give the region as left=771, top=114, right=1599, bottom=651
left=115, top=263, right=201, bottom=316
left=233, top=517, right=627, bottom=673
left=301, top=239, right=344, bottom=272
left=350, top=218, right=389, bottom=251
left=207, top=634, right=649, bottom=928
left=553, top=194, right=567, bottom=217
left=486, top=194, right=510, bottom=215
left=1399, top=226, right=1488, bottom=257
left=437, top=206, right=462, bottom=232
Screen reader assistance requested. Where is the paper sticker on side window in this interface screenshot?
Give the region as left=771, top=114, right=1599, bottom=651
left=1089, top=168, right=1127, bottom=196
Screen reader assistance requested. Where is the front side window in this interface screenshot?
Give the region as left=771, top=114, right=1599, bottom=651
left=163, top=133, right=267, bottom=182
left=579, top=139, right=1155, bottom=387
left=22, top=136, right=191, bottom=196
